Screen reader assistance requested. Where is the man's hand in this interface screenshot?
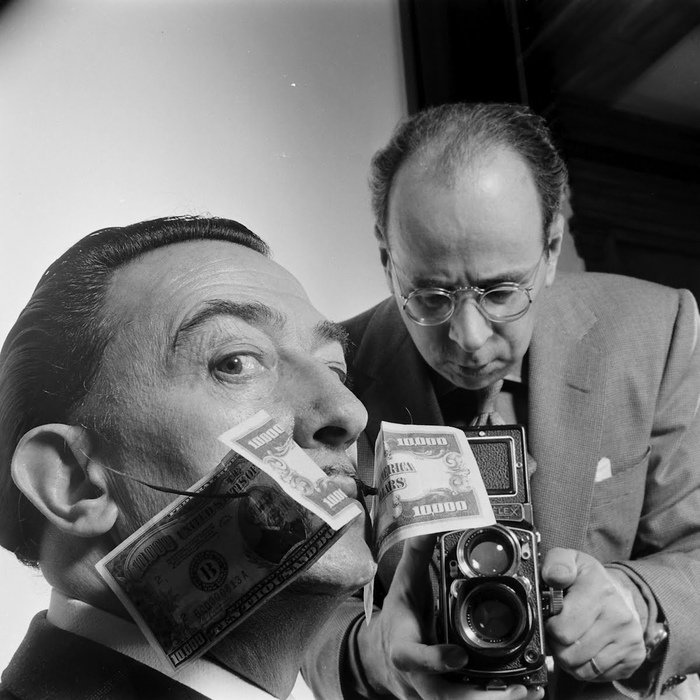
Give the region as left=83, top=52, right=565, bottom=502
left=356, top=534, right=543, bottom=700
left=542, top=548, right=647, bottom=683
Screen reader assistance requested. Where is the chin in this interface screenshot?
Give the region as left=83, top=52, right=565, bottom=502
left=439, top=360, right=509, bottom=391
left=289, top=519, right=376, bottom=597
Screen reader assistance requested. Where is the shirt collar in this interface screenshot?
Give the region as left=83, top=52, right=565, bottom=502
left=46, top=589, right=301, bottom=700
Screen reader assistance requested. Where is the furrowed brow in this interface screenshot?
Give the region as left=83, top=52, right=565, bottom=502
left=173, top=300, right=284, bottom=349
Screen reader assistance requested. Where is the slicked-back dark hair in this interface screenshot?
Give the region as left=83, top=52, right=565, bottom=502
left=0, top=216, right=270, bottom=565
left=369, top=102, right=568, bottom=243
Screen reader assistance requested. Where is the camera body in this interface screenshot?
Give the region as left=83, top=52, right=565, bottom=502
left=437, top=425, right=560, bottom=689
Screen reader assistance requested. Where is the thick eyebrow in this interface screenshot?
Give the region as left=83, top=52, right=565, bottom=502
left=471, top=269, right=532, bottom=287
left=315, top=319, right=350, bottom=354
left=173, top=300, right=284, bottom=350
left=172, top=299, right=349, bottom=353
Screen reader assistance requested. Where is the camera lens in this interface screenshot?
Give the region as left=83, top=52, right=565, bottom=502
left=469, top=540, right=510, bottom=575
left=454, top=581, right=530, bottom=653
left=456, top=525, right=519, bottom=577
left=470, top=588, right=519, bottom=640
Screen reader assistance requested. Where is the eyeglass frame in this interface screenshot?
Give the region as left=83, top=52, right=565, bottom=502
left=386, top=246, right=549, bottom=326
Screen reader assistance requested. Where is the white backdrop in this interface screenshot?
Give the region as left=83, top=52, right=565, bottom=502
left=0, top=0, right=403, bottom=670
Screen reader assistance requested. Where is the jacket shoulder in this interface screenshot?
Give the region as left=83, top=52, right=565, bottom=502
left=550, top=272, right=696, bottom=338
left=555, top=271, right=689, bottom=306
left=341, top=298, right=394, bottom=349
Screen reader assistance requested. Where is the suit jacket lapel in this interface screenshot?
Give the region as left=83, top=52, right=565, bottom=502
left=528, top=282, right=608, bottom=553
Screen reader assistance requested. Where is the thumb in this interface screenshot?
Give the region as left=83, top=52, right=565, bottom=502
left=541, top=547, right=579, bottom=589
left=392, top=534, right=437, bottom=587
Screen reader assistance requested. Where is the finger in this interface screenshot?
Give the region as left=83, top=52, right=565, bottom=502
left=397, top=534, right=438, bottom=576
left=546, top=553, right=610, bottom=643
left=391, top=535, right=438, bottom=604
left=554, top=631, right=646, bottom=683
left=597, top=653, right=647, bottom=682
left=569, top=656, right=607, bottom=683
left=541, top=547, right=579, bottom=588
left=569, top=654, right=627, bottom=684
left=393, top=642, right=469, bottom=675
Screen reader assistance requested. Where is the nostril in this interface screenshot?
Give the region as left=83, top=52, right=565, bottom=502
left=314, top=425, right=348, bottom=446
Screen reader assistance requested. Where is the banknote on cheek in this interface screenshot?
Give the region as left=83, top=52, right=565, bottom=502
left=219, top=410, right=363, bottom=530
left=96, top=451, right=342, bottom=672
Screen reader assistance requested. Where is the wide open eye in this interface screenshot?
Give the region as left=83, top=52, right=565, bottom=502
left=213, top=354, right=265, bottom=378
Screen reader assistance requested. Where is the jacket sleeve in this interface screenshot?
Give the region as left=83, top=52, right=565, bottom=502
left=615, top=288, right=700, bottom=696
left=301, top=597, right=370, bottom=700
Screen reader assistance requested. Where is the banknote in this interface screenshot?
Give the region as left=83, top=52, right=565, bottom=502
left=219, top=410, right=362, bottom=530
left=372, top=421, right=495, bottom=561
left=97, top=451, right=342, bottom=672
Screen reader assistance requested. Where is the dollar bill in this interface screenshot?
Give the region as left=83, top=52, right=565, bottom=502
left=97, top=451, right=342, bottom=672
left=219, top=410, right=362, bottom=531
left=372, top=421, right=495, bottom=561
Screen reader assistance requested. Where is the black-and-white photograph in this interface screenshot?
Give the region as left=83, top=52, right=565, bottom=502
left=1, top=1, right=699, bottom=699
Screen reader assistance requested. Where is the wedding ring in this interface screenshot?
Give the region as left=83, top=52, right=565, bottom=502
left=589, top=657, right=603, bottom=676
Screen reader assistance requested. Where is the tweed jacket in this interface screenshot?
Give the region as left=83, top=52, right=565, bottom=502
left=303, top=272, right=700, bottom=700
left=0, top=612, right=211, bottom=700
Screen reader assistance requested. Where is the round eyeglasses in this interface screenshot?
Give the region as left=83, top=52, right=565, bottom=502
left=388, top=249, right=547, bottom=326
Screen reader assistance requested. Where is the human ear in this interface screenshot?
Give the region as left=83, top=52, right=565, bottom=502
left=11, top=424, right=118, bottom=538
left=544, top=213, right=565, bottom=286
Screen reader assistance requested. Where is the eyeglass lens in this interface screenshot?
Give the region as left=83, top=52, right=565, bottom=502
left=405, top=286, right=530, bottom=324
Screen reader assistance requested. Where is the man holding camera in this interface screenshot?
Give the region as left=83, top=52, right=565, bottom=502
left=303, top=103, right=700, bottom=699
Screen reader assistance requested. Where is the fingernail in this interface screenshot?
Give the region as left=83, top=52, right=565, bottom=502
left=545, top=564, right=572, bottom=579
left=443, top=648, right=469, bottom=669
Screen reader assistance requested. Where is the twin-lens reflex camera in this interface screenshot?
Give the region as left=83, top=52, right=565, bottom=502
left=437, top=425, right=563, bottom=690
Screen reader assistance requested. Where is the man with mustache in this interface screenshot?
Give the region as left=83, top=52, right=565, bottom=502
left=0, top=215, right=378, bottom=699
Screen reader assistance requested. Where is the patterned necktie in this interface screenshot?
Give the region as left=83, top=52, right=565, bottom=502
left=469, top=379, right=506, bottom=426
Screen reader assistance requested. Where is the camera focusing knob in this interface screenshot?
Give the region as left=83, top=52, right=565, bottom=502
left=542, top=588, right=564, bottom=617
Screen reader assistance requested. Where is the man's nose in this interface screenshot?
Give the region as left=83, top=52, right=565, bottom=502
left=447, top=298, right=493, bottom=352
left=291, top=361, right=368, bottom=451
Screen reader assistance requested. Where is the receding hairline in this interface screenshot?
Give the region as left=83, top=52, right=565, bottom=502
left=400, top=138, right=528, bottom=194
left=383, top=142, right=541, bottom=249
